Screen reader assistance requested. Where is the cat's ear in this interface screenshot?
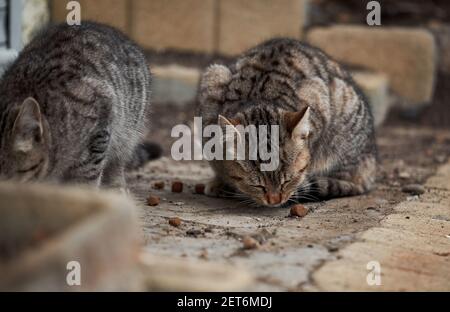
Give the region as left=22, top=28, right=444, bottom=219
left=12, top=97, right=44, bottom=153
left=218, top=115, right=240, bottom=128
left=285, top=106, right=311, bottom=141
left=218, top=115, right=242, bottom=143
left=217, top=115, right=242, bottom=155
left=200, top=65, right=232, bottom=101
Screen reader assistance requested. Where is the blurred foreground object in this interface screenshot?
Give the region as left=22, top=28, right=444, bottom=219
left=0, top=183, right=140, bottom=291
left=139, top=252, right=254, bottom=291
left=0, top=182, right=255, bottom=292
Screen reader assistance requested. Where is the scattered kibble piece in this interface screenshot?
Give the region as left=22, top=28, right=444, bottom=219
left=32, top=229, right=49, bottom=244
left=169, top=217, right=182, bottom=227
left=172, top=181, right=183, bottom=193
left=186, top=229, right=203, bottom=237
left=290, top=204, right=309, bottom=218
left=153, top=182, right=165, bottom=190
left=242, top=236, right=260, bottom=250
left=147, top=195, right=160, bottom=206
left=204, top=227, right=214, bottom=233
left=194, top=184, right=206, bottom=195
left=401, top=184, right=425, bottom=195
left=199, top=249, right=208, bottom=259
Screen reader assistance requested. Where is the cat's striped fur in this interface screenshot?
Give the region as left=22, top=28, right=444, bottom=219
left=197, top=38, right=377, bottom=207
left=0, top=22, right=157, bottom=188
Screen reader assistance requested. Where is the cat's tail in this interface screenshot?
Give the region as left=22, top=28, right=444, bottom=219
left=128, top=142, right=163, bottom=169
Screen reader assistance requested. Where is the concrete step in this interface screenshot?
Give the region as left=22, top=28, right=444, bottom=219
left=151, top=64, right=201, bottom=105
left=217, top=0, right=309, bottom=55
left=307, top=26, right=437, bottom=109
left=351, top=71, right=390, bottom=127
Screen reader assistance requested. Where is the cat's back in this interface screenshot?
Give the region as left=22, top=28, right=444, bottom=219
left=0, top=21, right=150, bottom=113
left=235, top=38, right=351, bottom=82
left=222, top=38, right=373, bottom=128
left=221, top=38, right=358, bottom=113
left=4, top=22, right=146, bottom=81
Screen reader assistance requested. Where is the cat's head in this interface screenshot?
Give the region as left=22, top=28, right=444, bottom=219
left=0, top=97, right=50, bottom=182
left=201, top=65, right=312, bottom=207
left=216, top=106, right=312, bottom=207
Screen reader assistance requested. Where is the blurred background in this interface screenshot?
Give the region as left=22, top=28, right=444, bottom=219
left=0, top=0, right=449, bottom=131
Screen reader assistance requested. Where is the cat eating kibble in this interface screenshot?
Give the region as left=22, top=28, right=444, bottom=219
left=0, top=22, right=159, bottom=189
left=196, top=38, right=377, bottom=207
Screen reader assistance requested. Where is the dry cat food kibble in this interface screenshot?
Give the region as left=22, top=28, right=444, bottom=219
left=153, top=182, right=165, bottom=190
left=401, top=184, right=425, bottom=195
left=147, top=195, right=160, bottom=206
left=194, top=184, right=206, bottom=195
left=169, top=217, right=182, bottom=227
left=242, top=236, right=260, bottom=250
left=290, top=204, right=309, bottom=218
left=172, top=181, right=183, bottom=193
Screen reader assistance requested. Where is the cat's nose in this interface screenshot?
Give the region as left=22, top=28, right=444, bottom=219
left=265, top=192, right=282, bottom=205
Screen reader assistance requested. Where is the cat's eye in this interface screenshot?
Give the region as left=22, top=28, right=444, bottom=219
left=251, top=185, right=266, bottom=192
left=230, top=176, right=243, bottom=181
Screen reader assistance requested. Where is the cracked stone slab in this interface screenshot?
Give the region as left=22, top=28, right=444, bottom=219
left=311, top=160, right=450, bottom=291
left=312, top=245, right=450, bottom=291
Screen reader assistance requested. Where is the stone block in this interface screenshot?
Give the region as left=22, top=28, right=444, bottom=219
left=131, top=0, right=215, bottom=53
left=352, top=71, right=389, bottom=127
left=307, top=26, right=437, bottom=107
left=218, top=0, right=308, bottom=55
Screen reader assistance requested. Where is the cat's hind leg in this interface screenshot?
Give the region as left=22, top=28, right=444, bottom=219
left=63, top=129, right=111, bottom=187
left=305, top=154, right=376, bottom=200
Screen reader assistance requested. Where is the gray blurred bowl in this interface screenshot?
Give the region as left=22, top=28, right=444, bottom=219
left=0, top=182, right=140, bottom=291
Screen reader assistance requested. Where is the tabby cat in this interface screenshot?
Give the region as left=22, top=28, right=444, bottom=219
left=0, top=22, right=158, bottom=188
left=197, top=38, right=377, bottom=207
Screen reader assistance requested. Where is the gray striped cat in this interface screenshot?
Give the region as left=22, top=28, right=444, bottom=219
left=197, top=38, right=377, bottom=207
left=0, top=22, right=158, bottom=188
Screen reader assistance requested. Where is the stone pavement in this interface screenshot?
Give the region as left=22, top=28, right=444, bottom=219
left=128, top=127, right=450, bottom=291
left=312, top=161, right=450, bottom=291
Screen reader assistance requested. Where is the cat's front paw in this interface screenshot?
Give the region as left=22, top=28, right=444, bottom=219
left=119, top=187, right=131, bottom=197
left=204, top=179, right=225, bottom=198
left=106, top=186, right=130, bottom=197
